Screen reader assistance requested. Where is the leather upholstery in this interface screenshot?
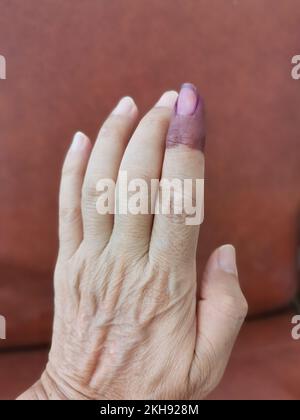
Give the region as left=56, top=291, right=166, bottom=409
left=0, top=348, right=48, bottom=400
left=0, top=0, right=299, bottom=347
left=209, top=310, right=300, bottom=400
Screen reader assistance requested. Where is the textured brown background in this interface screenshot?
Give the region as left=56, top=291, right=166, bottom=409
left=0, top=0, right=300, bottom=349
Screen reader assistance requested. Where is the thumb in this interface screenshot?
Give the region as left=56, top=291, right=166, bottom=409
left=190, top=245, right=248, bottom=397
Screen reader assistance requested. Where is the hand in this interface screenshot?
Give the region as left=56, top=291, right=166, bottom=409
left=19, top=84, right=248, bottom=400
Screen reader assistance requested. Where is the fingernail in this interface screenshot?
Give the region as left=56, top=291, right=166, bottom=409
left=70, top=131, right=88, bottom=152
left=155, top=90, right=178, bottom=108
left=166, top=83, right=206, bottom=151
left=176, top=83, right=199, bottom=116
left=218, top=245, right=238, bottom=276
left=113, top=96, right=136, bottom=116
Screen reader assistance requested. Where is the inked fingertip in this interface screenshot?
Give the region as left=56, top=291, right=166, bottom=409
left=166, top=83, right=206, bottom=151
left=176, top=83, right=205, bottom=115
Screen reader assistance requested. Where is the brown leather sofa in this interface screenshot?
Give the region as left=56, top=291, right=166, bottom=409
left=0, top=0, right=299, bottom=400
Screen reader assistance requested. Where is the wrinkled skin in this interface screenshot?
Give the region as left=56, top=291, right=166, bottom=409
left=19, top=88, right=247, bottom=400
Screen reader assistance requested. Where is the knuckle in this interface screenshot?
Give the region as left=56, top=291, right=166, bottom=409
left=100, top=115, right=129, bottom=139
left=141, top=108, right=170, bottom=128
left=159, top=183, right=192, bottom=225
left=166, top=126, right=180, bottom=145
left=164, top=212, right=187, bottom=225
left=221, top=290, right=248, bottom=321
left=60, top=206, right=81, bottom=224
left=237, top=293, right=249, bottom=319
left=166, top=125, right=193, bottom=147
left=62, top=160, right=80, bottom=178
left=82, top=177, right=100, bottom=203
left=123, top=167, right=153, bottom=183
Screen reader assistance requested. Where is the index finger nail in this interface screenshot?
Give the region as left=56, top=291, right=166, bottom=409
left=167, top=83, right=206, bottom=151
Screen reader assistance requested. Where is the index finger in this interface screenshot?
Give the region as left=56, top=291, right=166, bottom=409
left=150, top=83, right=205, bottom=268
